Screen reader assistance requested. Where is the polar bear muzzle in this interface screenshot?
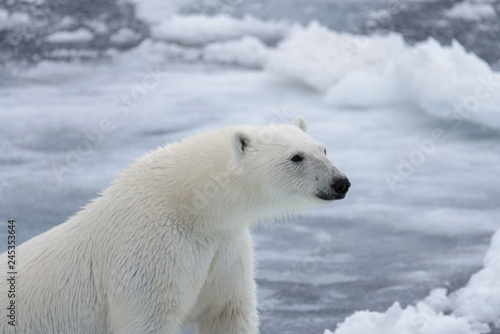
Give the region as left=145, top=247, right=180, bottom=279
left=316, top=176, right=351, bottom=200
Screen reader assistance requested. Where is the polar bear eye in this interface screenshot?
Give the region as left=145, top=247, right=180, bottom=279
left=324, top=148, right=327, bottom=155
left=291, top=154, right=304, bottom=163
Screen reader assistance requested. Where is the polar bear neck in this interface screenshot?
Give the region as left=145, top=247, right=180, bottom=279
left=107, top=127, right=274, bottom=233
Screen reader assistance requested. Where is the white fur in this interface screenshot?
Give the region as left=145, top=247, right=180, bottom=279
left=0, top=117, right=347, bottom=333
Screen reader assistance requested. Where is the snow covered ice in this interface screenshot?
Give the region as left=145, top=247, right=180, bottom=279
left=1, top=0, right=500, bottom=333
left=266, top=22, right=500, bottom=130
left=324, top=229, right=500, bottom=334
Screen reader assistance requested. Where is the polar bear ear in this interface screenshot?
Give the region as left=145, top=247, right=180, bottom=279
left=232, top=131, right=250, bottom=154
left=292, top=115, right=307, bottom=132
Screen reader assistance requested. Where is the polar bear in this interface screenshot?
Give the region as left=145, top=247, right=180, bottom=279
left=0, top=116, right=350, bottom=334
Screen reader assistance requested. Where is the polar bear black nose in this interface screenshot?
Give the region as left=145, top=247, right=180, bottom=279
left=332, top=178, right=351, bottom=195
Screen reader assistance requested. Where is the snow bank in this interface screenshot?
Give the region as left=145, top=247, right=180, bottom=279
left=325, top=229, right=500, bottom=334
left=151, top=14, right=289, bottom=46
left=266, top=22, right=500, bottom=130
left=444, top=2, right=496, bottom=21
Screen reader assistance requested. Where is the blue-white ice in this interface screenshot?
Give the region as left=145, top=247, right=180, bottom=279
left=1, top=1, right=500, bottom=333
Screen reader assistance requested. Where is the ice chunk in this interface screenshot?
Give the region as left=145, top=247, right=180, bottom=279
left=151, top=14, right=288, bottom=46
left=444, top=2, right=496, bottom=21
left=450, top=229, right=500, bottom=328
left=0, top=11, right=31, bottom=30
left=267, top=22, right=402, bottom=92
left=124, top=0, right=188, bottom=24
left=0, top=9, right=7, bottom=29
left=325, top=229, right=500, bottom=334
left=109, top=28, right=142, bottom=46
left=45, top=28, right=94, bottom=43
left=328, top=302, right=484, bottom=334
left=267, top=22, right=500, bottom=130
left=203, top=36, right=270, bottom=68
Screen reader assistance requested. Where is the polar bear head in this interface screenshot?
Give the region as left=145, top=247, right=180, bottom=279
left=231, top=116, right=350, bottom=213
